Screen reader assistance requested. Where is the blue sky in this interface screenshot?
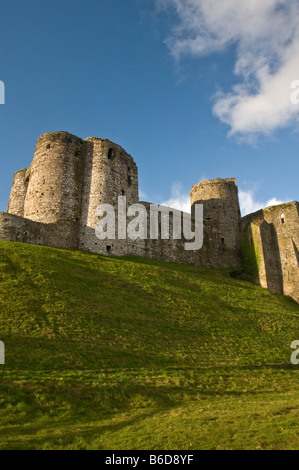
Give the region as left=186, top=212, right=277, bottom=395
left=0, top=0, right=298, bottom=215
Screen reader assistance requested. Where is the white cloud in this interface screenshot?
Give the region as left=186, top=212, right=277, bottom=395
left=160, top=181, right=286, bottom=216
left=158, top=0, right=299, bottom=138
left=239, top=188, right=286, bottom=216
left=160, top=182, right=191, bottom=213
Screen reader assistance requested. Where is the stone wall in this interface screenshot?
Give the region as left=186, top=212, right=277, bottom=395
left=23, top=132, right=85, bottom=246
left=80, top=201, right=200, bottom=265
left=2, top=131, right=298, bottom=303
left=241, top=202, right=299, bottom=303
left=78, top=138, right=138, bottom=254
left=190, top=178, right=242, bottom=269
left=7, top=169, right=28, bottom=217
left=0, top=212, right=78, bottom=250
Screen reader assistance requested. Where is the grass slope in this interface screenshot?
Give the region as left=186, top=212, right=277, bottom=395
left=0, top=241, right=298, bottom=449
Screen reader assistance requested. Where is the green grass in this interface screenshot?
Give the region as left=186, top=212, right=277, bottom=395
left=0, top=240, right=298, bottom=449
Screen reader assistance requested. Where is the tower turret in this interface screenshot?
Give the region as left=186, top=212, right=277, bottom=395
left=79, top=137, right=139, bottom=254
left=190, top=178, right=242, bottom=269
left=23, top=132, right=85, bottom=225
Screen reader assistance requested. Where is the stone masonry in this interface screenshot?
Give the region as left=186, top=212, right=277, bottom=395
left=1, top=131, right=298, bottom=303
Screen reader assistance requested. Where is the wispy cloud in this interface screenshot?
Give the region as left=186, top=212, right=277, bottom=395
left=139, top=189, right=148, bottom=200
left=160, top=182, right=191, bottom=213
left=158, top=0, right=299, bottom=139
left=239, top=188, right=286, bottom=215
left=160, top=181, right=286, bottom=216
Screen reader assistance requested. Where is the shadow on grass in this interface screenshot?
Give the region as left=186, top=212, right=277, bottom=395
left=0, top=404, right=172, bottom=450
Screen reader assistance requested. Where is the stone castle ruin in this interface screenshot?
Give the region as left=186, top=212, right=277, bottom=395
left=0, top=131, right=298, bottom=303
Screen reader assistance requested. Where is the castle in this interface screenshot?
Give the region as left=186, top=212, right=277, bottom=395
left=0, top=131, right=298, bottom=303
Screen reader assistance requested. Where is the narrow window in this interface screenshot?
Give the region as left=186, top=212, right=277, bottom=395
left=121, top=189, right=125, bottom=196
left=221, top=237, right=225, bottom=246
left=107, top=148, right=113, bottom=159
left=46, top=144, right=51, bottom=149
left=106, top=245, right=111, bottom=254
left=280, top=213, right=285, bottom=224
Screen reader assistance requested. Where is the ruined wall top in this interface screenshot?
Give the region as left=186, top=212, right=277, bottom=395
left=241, top=201, right=299, bottom=225
left=190, top=177, right=238, bottom=206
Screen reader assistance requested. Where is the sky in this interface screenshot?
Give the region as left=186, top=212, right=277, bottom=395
left=0, top=0, right=298, bottom=216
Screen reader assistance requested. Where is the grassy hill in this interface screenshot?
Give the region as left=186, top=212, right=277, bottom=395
left=0, top=240, right=298, bottom=449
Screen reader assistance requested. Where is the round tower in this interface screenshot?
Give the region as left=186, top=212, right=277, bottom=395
left=81, top=137, right=138, bottom=226
left=23, top=132, right=85, bottom=225
left=79, top=137, right=139, bottom=255
left=190, top=178, right=242, bottom=269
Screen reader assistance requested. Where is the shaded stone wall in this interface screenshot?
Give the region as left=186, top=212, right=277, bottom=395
left=0, top=212, right=78, bottom=250
left=241, top=202, right=299, bottom=303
